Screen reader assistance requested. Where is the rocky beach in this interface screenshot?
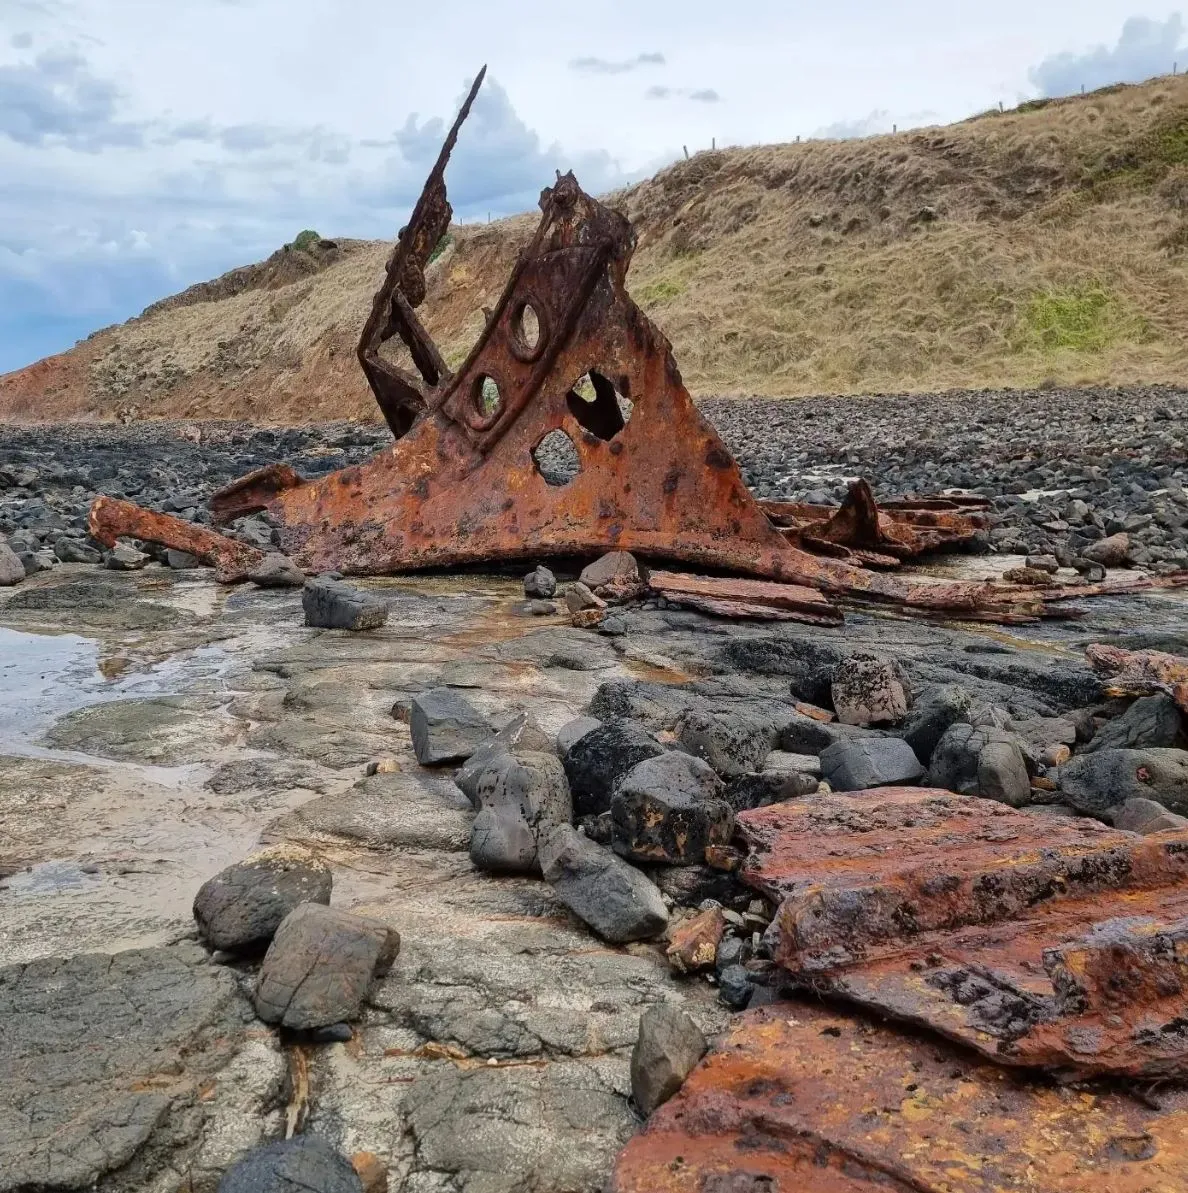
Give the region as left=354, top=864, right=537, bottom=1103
left=2, top=386, right=1187, bottom=1192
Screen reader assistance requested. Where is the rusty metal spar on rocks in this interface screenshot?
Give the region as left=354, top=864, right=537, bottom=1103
left=88, top=69, right=1188, bottom=624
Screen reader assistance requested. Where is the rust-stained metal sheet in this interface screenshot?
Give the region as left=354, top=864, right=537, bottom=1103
left=760, top=479, right=992, bottom=561
left=647, top=570, right=844, bottom=625
left=738, top=788, right=1188, bottom=1079
left=1087, top=643, right=1188, bottom=715
left=611, top=1000, right=1188, bottom=1193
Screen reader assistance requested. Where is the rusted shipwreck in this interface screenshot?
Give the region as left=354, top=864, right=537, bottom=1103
left=90, top=70, right=1185, bottom=625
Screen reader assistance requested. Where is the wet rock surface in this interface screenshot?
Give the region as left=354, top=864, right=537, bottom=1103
left=0, top=943, right=284, bottom=1193
left=218, top=1137, right=364, bottom=1193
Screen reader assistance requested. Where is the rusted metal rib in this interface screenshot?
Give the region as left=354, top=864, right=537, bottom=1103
left=612, top=1001, right=1188, bottom=1193
left=88, top=497, right=264, bottom=581
left=738, top=788, right=1188, bottom=1079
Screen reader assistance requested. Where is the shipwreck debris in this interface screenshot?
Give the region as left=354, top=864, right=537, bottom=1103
left=738, top=787, right=1188, bottom=1081
left=1087, top=643, right=1188, bottom=715
left=84, top=70, right=1188, bottom=626
left=612, top=1001, right=1188, bottom=1193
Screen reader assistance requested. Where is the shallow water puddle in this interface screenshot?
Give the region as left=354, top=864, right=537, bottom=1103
left=0, top=624, right=227, bottom=768
left=3, top=858, right=102, bottom=897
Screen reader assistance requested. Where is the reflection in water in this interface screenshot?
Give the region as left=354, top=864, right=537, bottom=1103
left=2, top=858, right=101, bottom=898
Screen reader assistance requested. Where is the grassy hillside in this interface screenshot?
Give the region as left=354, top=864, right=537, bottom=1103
left=4, top=74, right=1188, bottom=421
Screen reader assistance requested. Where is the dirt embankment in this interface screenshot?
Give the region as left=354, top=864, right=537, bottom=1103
left=6, top=73, right=1188, bottom=423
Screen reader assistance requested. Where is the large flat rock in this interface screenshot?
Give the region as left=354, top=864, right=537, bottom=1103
left=0, top=943, right=284, bottom=1193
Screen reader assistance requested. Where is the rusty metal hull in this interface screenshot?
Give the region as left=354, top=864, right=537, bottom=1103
left=612, top=1001, right=1188, bottom=1193
left=739, top=788, right=1188, bottom=1080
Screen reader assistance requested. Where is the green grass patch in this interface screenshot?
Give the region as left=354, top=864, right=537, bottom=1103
left=637, top=278, right=685, bottom=304
left=1012, top=283, right=1151, bottom=352
left=429, top=233, right=454, bottom=264
left=1083, top=109, right=1188, bottom=193
left=289, top=229, right=320, bottom=252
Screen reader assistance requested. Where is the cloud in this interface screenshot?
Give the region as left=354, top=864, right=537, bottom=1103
left=0, top=66, right=642, bottom=371
left=646, top=85, right=721, bottom=103
left=10, top=32, right=34, bottom=48
left=0, top=48, right=145, bottom=150
left=1030, top=14, right=1186, bottom=97
left=569, top=52, right=665, bottom=75
left=813, top=109, right=890, bottom=139
left=379, top=74, right=634, bottom=216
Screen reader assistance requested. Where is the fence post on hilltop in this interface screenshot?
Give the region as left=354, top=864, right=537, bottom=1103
left=683, top=145, right=689, bottom=159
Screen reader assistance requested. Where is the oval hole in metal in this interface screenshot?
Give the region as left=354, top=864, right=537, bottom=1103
left=532, top=429, right=581, bottom=487
left=511, top=301, right=546, bottom=362
left=468, top=373, right=504, bottom=429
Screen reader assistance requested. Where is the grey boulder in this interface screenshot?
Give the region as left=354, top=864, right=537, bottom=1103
left=724, top=769, right=818, bottom=811
left=302, top=577, right=388, bottom=631
left=820, top=738, right=924, bottom=791
left=409, top=686, right=493, bottom=765
left=779, top=709, right=882, bottom=754
left=562, top=718, right=665, bottom=818
left=166, top=547, right=201, bottom=569
left=249, top=554, right=306, bottom=587
left=898, top=684, right=973, bottom=764
left=254, top=903, right=400, bottom=1029
left=218, top=1137, right=363, bottom=1193
left=1082, top=695, right=1185, bottom=754
left=523, top=564, right=557, bottom=598
left=454, top=712, right=553, bottom=803
left=611, top=751, right=734, bottom=866
left=54, top=536, right=102, bottom=564
left=469, top=750, right=573, bottom=875
left=539, top=824, right=668, bottom=943
left=1059, top=748, right=1188, bottom=816
left=676, top=709, right=772, bottom=778
left=1110, top=797, right=1188, bottom=834
left=928, top=723, right=1032, bottom=807
left=104, top=543, right=149, bottom=570
left=1083, top=532, right=1131, bottom=566
left=0, top=538, right=25, bottom=585
left=193, top=844, right=332, bottom=953
left=556, top=715, right=602, bottom=757
left=630, top=1003, right=708, bottom=1117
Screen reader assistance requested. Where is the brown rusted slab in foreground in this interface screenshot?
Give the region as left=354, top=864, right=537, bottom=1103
left=738, top=788, right=1188, bottom=1079
left=611, top=1000, right=1188, bottom=1193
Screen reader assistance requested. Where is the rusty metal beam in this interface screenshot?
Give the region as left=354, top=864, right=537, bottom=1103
left=647, top=570, right=844, bottom=625
left=738, top=788, right=1188, bottom=1080
left=89, top=497, right=264, bottom=581
left=612, top=1001, right=1188, bottom=1193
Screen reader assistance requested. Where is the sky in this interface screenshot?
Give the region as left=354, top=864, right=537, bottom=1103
left=1, top=1, right=1186, bottom=374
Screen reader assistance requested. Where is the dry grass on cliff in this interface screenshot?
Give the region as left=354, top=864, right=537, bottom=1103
left=4, top=73, right=1188, bottom=421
